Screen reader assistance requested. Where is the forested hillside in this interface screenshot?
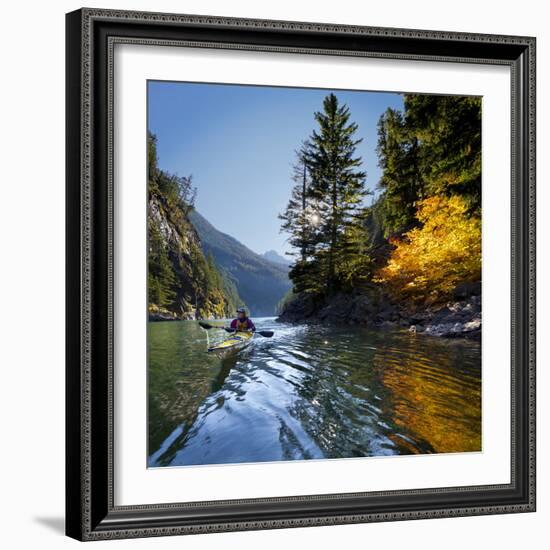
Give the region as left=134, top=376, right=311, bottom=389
left=189, top=210, right=291, bottom=316
left=148, top=133, right=245, bottom=320
left=262, top=250, right=290, bottom=267
left=278, top=93, right=482, bottom=336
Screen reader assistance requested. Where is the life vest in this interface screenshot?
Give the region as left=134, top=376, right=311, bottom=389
left=235, top=319, right=250, bottom=331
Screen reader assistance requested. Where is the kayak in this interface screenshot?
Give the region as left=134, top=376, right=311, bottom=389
left=207, top=331, right=254, bottom=354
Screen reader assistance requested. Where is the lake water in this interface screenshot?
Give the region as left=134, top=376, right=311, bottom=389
left=148, top=317, right=481, bottom=467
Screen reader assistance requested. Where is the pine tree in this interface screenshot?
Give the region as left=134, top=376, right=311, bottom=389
left=375, top=95, right=481, bottom=239
left=305, top=93, right=367, bottom=294
left=403, top=95, right=481, bottom=213
left=338, top=210, right=375, bottom=291
left=148, top=132, right=159, bottom=181
left=376, top=107, right=423, bottom=236
left=148, top=223, right=177, bottom=308
left=279, top=142, right=324, bottom=292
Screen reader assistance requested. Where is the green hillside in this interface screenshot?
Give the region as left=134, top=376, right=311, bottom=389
left=148, top=133, right=245, bottom=320
left=262, top=249, right=290, bottom=267
left=189, top=210, right=291, bottom=316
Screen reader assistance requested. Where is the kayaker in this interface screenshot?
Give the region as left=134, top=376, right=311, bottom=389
left=230, top=308, right=256, bottom=332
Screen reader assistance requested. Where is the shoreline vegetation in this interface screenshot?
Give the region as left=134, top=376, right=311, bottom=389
left=148, top=90, right=481, bottom=339
left=276, top=92, right=482, bottom=339
left=147, top=132, right=290, bottom=321
left=148, top=133, right=244, bottom=321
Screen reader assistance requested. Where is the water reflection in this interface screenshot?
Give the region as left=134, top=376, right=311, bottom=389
left=148, top=319, right=481, bottom=467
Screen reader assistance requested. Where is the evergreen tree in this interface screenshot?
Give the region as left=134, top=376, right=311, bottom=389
left=403, top=94, right=481, bottom=213
left=148, top=132, right=159, bottom=181
left=177, top=175, right=197, bottom=216
left=279, top=144, right=310, bottom=261
left=375, top=95, right=481, bottom=237
left=278, top=92, right=482, bottom=312
left=305, top=93, right=367, bottom=294
left=338, top=210, right=375, bottom=291
left=279, top=142, right=324, bottom=293
left=148, top=223, right=177, bottom=308
left=376, top=108, right=423, bottom=236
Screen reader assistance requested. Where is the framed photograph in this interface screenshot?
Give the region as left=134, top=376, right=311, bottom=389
left=66, top=8, right=536, bottom=541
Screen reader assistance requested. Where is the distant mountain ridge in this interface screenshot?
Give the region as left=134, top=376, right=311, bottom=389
left=189, top=210, right=291, bottom=316
left=262, top=249, right=290, bottom=267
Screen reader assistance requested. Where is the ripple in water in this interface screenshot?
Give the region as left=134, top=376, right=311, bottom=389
left=148, top=318, right=481, bottom=467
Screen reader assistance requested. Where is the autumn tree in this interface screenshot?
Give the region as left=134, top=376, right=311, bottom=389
left=375, top=196, right=481, bottom=302
left=279, top=92, right=482, bottom=312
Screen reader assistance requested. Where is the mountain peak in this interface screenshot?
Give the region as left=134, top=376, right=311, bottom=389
left=262, top=249, right=290, bottom=266
left=189, top=210, right=291, bottom=316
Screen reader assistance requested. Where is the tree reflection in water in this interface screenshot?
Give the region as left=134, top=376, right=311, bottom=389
left=148, top=320, right=481, bottom=467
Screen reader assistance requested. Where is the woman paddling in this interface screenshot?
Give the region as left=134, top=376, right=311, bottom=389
left=230, top=307, right=256, bottom=333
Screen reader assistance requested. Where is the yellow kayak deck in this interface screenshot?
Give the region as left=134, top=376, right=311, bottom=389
left=207, top=331, right=254, bottom=354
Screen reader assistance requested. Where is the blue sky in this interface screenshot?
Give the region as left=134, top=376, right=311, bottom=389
left=148, top=81, right=403, bottom=256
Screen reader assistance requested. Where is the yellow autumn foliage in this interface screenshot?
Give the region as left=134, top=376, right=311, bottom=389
left=375, top=196, right=481, bottom=302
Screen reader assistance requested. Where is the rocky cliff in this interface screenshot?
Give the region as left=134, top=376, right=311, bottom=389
left=148, top=193, right=244, bottom=321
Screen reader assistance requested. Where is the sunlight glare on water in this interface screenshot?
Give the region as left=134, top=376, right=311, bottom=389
left=148, top=318, right=481, bottom=467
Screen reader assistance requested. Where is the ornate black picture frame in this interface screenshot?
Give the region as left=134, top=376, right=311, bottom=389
left=66, top=8, right=536, bottom=541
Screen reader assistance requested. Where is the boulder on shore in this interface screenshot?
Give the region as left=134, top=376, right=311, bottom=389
left=419, top=296, right=481, bottom=340
left=149, top=310, right=180, bottom=322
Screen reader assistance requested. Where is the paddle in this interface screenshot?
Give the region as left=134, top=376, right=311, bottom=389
left=198, top=321, right=274, bottom=338
left=198, top=321, right=221, bottom=330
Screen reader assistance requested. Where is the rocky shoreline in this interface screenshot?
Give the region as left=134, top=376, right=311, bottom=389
left=276, top=282, right=481, bottom=340
left=148, top=305, right=217, bottom=322
left=149, top=311, right=181, bottom=322
left=148, top=310, right=227, bottom=322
